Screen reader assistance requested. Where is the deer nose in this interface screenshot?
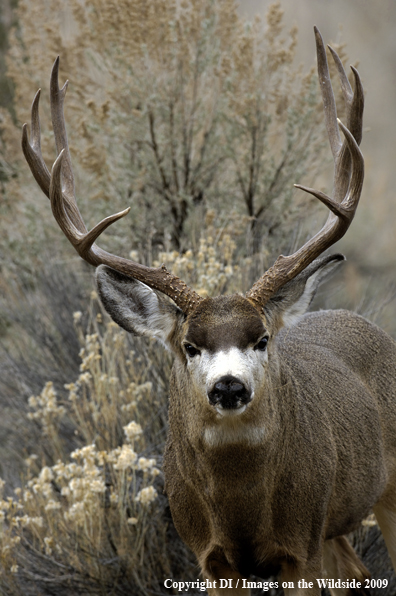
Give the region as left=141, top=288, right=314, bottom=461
left=208, top=375, right=252, bottom=410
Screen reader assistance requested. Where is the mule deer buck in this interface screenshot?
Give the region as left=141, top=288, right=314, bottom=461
left=22, top=27, right=396, bottom=596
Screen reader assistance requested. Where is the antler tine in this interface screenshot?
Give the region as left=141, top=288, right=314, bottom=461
left=22, top=90, right=51, bottom=197
left=314, top=27, right=342, bottom=160
left=295, top=119, right=363, bottom=227
left=246, top=27, right=364, bottom=311
left=21, top=62, right=87, bottom=230
left=23, top=58, right=204, bottom=315
left=51, top=150, right=203, bottom=308
left=328, top=48, right=364, bottom=146
left=50, top=57, right=87, bottom=234
left=314, top=27, right=364, bottom=206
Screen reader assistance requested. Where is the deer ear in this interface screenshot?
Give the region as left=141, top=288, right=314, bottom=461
left=95, top=265, right=184, bottom=347
left=263, top=254, right=345, bottom=330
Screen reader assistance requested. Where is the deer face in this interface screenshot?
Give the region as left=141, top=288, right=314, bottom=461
left=95, top=267, right=271, bottom=417
left=96, top=255, right=343, bottom=420
left=181, top=295, right=269, bottom=416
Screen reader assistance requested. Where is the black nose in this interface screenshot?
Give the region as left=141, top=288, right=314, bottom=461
left=208, top=375, right=251, bottom=409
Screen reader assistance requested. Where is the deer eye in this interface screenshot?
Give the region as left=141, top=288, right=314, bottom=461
left=254, top=337, right=268, bottom=351
left=184, top=343, right=201, bottom=358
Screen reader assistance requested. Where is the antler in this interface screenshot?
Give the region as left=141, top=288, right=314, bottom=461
left=22, top=58, right=204, bottom=315
left=246, top=27, right=364, bottom=311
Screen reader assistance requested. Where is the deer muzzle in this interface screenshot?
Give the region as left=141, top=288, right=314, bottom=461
left=208, top=375, right=252, bottom=412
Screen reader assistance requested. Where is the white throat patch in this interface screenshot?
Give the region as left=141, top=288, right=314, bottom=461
left=203, top=422, right=266, bottom=447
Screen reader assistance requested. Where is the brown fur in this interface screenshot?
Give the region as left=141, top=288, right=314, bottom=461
left=163, top=306, right=396, bottom=595
left=96, top=262, right=396, bottom=595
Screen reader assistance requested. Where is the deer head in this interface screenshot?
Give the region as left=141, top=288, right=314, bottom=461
left=95, top=252, right=345, bottom=425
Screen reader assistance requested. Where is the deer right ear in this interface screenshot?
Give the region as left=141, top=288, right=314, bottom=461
left=263, top=254, right=345, bottom=330
left=96, top=265, right=184, bottom=347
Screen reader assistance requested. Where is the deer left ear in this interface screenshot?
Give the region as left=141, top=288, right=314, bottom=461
left=96, top=265, right=185, bottom=348
left=263, top=254, right=345, bottom=330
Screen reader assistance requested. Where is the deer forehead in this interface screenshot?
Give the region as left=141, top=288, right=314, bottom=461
left=184, top=294, right=266, bottom=352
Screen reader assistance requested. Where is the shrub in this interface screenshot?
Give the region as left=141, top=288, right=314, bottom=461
left=0, top=288, right=197, bottom=595
left=1, top=0, right=329, bottom=271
